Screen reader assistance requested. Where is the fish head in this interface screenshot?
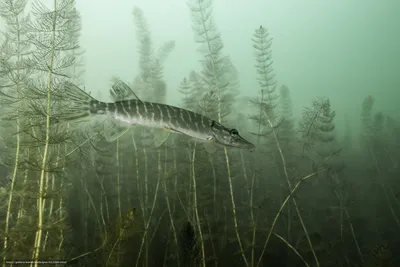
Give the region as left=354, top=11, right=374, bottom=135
left=210, top=121, right=255, bottom=150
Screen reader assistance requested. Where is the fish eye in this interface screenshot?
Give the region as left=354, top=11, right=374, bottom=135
left=230, top=129, right=239, bottom=135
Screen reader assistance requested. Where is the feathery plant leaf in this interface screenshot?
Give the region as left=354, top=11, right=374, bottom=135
left=132, top=6, right=173, bottom=103
left=251, top=25, right=278, bottom=127
left=298, top=97, right=337, bottom=159
left=25, top=1, right=83, bottom=264
left=249, top=25, right=279, bottom=147
left=156, top=40, right=175, bottom=64
left=188, top=0, right=238, bottom=122
left=278, top=85, right=296, bottom=143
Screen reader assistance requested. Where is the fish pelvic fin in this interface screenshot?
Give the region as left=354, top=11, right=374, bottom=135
left=57, top=81, right=98, bottom=123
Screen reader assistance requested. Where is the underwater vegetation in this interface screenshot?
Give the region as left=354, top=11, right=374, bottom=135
left=0, top=0, right=399, bottom=267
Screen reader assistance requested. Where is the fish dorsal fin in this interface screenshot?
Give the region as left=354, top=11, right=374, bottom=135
left=110, top=77, right=141, bottom=102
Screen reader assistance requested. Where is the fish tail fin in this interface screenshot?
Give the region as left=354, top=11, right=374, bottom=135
left=58, top=81, right=97, bottom=123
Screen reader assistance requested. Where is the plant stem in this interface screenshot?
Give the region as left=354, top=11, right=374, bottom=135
left=257, top=170, right=321, bottom=267
left=225, top=147, right=249, bottom=267
left=2, top=120, right=20, bottom=267
left=263, top=117, right=319, bottom=267
left=31, top=2, right=57, bottom=265
left=163, top=146, right=180, bottom=267
left=191, top=146, right=206, bottom=267
left=135, top=149, right=161, bottom=267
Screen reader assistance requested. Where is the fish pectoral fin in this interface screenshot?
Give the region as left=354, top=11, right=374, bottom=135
left=203, top=139, right=217, bottom=154
left=147, top=126, right=175, bottom=148
left=164, top=126, right=185, bottom=135
left=105, top=125, right=130, bottom=142
left=154, top=129, right=171, bottom=148
left=103, top=119, right=130, bottom=142
left=183, top=138, right=217, bottom=153
left=153, top=126, right=186, bottom=148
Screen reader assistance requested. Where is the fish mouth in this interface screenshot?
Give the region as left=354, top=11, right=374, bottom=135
left=236, top=139, right=255, bottom=150
left=245, top=142, right=256, bottom=151
left=249, top=145, right=256, bottom=151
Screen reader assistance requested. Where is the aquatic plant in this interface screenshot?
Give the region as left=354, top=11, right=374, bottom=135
left=359, top=96, right=400, bottom=230
left=187, top=0, right=244, bottom=266
left=0, top=0, right=82, bottom=265
left=1, top=1, right=399, bottom=267
left=0, top=1, right=31, bottom=265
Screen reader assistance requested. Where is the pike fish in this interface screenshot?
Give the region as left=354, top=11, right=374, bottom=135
left=58, top=80, right=255, bottom=150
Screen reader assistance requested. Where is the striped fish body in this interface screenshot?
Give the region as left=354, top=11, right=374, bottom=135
left=89, top=99, right=214, bottom=141
left=61, top=81, right=255, bottom=150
